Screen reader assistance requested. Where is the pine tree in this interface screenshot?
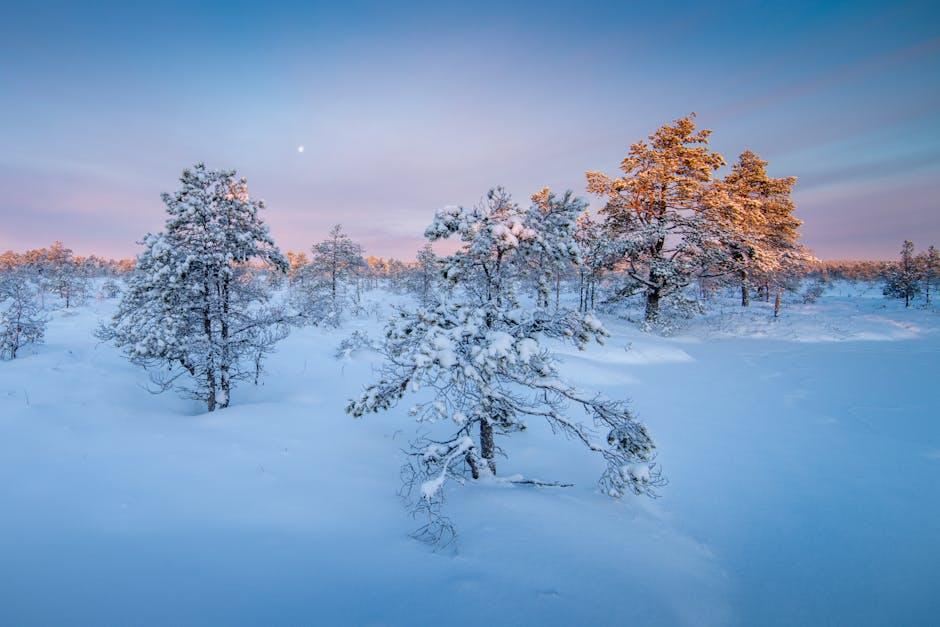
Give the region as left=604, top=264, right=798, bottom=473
left=293, top=224, right=365, bottom=326
left=0, top=276, right=47, bottom=360
left=526, top=188, right=585, bottom=309
left=286, top=251, right=310, bottom=282
left=103, top=164, right=288, bottom=412
left=586, top=115, right=726, bottom=322
left=573, top=211, right=615, bottom=312
left=407, top=243, right=441, bottom=305
left=714, top=151, right=800, bottom=306
left=884, top=240, right=922, bottom=307
left=348, top=187, right=660, bottom=544
left=916, top=245, right=939, bottom=304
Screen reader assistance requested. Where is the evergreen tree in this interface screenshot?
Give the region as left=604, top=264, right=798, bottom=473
left=884, top=240, right=922, bottom=307
left=586, top=115, right=726, bottom=322
left=293, top=224, right=365, bottom=326
left=407, top=243, right=441, bottom=305
left=526, top=188, right=585, bottom=309
left=348, top=187, right=660, bottom=544
left=0, top=276, right=47, bottom=360
left=286, top=251, right=310, bottom=283
left=103, top=164, right=288, bottom=412
left=573, top=211, right=615, bottom=312
left=714, top=151, right=800, bottom=306
left=916, top=245, right=939, bottom=304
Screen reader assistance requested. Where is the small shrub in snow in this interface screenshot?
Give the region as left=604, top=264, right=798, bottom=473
left=334, top=330, right=381, bottom=359
left=802, top=279, right=826, bottom=304
left=98, top=279, right=122, bottom=300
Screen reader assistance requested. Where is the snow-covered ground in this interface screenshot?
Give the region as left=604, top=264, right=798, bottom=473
left=1, top=285, right=938, bottom=626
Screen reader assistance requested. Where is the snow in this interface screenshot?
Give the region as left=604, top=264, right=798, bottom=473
left=1, top=284, right=938, bottom=625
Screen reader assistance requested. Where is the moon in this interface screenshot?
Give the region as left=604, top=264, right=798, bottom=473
left=297, top=145, right=305, bottom=153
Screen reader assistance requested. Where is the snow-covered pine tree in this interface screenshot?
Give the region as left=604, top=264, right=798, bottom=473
left=292, top=224, right=365, bottom=326
left=406, top=243, right=441, bottom=305
left=916, top=244, right=938, bottom=304
left=103, top=164, right=288, bottom=412
left=347, top=187, right=660, bottom=544
left=884, top=240, right=922, bottom=307
left=573, top=211, right=615, bottom=312
left=386, top=258, right=409, bottom=292
left=586, top=115, right=726, bottom=322
left=525, top=188, right=585, bottom=309
left=0, top=276, right=47, bottom=360
left=714, top=150, right=800, bottom=306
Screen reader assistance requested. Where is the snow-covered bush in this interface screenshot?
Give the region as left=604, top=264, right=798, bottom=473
left=101, top=163, right=288, bottom=412
left=348, top=187, right=661, bottom=545
left=334, top=330, right=381, bottom=359
left=98, top=278, right=122, bottom=300
left=802, top=279, right=826, bottom=304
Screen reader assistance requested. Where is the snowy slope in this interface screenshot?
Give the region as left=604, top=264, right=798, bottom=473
left=1, top=287, right=937, bottom=626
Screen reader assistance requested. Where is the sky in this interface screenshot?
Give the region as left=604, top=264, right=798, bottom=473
left=1, top=0, right=938, bottom=260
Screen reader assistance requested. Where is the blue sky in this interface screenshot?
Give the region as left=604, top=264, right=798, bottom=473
left=1, top=0, right=938, bottom=259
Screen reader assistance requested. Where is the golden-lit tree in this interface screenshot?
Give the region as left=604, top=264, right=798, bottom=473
left=586, top=114, right=725, bottom=322
left=715, top=150, right=801, bottom=306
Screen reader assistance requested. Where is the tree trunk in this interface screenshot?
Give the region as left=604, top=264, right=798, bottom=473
left=646, top=233, right=666, bottom=322
left=203, top=277, right=217, bottom=413
left=479, top=419, right=496, bottom=475
left=741, top=271, right=750, bottom=307
left=579, top=273, right=585, bottom=312
left=205, top=369, right=217, bottom=412
left=219, top=276, right=231, bottom=409
left=554, top=273, right=561, bottom=311
left=644, top=288, right=661, bottom=322
left=774, top=292, right=781, bottom=318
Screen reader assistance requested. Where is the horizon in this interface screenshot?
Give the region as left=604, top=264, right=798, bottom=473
left=2, top=0, right=939, bottom=260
